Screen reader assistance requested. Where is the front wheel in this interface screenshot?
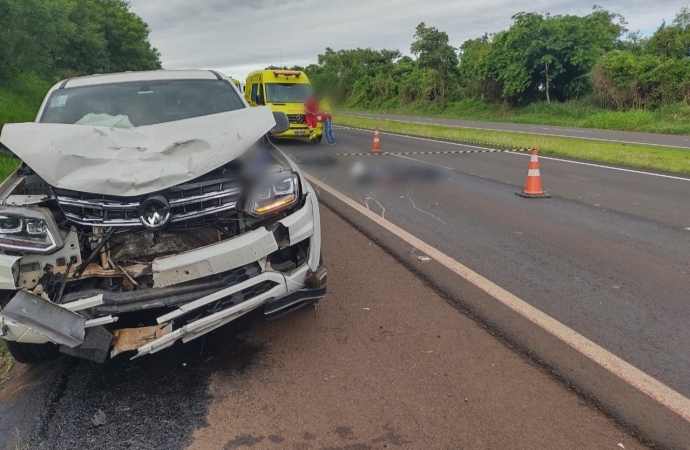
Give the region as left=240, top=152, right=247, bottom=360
left=5, top=340, right=59, bottom=364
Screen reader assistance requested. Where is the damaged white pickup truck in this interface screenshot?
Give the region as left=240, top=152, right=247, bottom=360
left=0, top=70, right=326, bottom=364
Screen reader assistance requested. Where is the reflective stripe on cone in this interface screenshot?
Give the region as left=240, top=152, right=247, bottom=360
left=371, top=128, right=382, bottom=153
left=516, top=148, right=551, bottom=198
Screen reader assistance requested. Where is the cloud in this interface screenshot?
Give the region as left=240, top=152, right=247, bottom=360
left=128, top=0, right=687, bottom=79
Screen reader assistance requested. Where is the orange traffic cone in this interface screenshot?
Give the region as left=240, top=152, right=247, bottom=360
left=371, top=128, right=382, bottom=153
left=516, top=149, right=551, bottom=198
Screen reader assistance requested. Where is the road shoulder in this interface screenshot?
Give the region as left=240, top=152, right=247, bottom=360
left=188, top=206, right=647, bottom=450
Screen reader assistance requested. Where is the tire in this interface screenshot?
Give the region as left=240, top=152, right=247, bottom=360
left=5, top=340, right=59, bottom=364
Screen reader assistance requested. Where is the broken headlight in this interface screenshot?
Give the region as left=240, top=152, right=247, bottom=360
left=241, top=173, right=300, bottom=217
left=0, top=207, right=63, bottom=254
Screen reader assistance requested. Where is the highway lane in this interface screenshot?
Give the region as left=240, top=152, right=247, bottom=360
left=334, top=127, right=690, bottom=229
left=342, top=111, right=690, bottom=148
left=0, top=208, right=647, bottom=450
left=275, top=130, right=690, bottom=424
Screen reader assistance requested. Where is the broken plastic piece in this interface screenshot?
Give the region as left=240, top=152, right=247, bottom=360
left=62, top=294, right=104, bottom=312
left=111, top=324, right=172, bottom=358
left=92, top=409, right=107, bottom=427
left=0, top=290, right=85, bottom=347
left=60, top=326, right=113, bottom=363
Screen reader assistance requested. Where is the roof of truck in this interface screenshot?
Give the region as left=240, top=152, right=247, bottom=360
left=246, top=69, right=310, bottom=84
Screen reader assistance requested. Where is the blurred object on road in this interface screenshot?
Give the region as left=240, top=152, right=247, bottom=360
left=348, top=158, right=446, bottom=187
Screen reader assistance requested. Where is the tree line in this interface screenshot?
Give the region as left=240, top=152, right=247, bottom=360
left=0, top=0, right=161, bottom=83
left=301, top=6, right=690, bottom=110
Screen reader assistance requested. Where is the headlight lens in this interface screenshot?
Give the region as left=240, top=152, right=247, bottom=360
left=0, top=207, right=63, bottom=254
left=242, top=173, right=300, bottom=217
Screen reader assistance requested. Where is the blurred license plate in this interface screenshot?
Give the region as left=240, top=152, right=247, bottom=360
left=294, top=130, right=307, bottom=136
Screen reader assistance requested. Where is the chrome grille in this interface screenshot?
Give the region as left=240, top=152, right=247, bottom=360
left=57, top=180, right=242, bottom=228
left=287, top=114, right=305, bottom=124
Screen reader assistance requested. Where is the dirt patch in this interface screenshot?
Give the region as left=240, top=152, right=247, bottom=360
left=0, top=356, right=60, bottom=405
left=0, top=356, right=65, bottom=450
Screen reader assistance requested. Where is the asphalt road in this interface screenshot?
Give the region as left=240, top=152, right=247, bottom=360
left=0, top=208, right=647, bottom=450
left=342, top=111, right=690, bottom=148
left=276, top=128, right=690, bottom=445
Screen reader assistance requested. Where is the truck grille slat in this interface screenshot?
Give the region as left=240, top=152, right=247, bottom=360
left=57, top=183, right=242, bottom=228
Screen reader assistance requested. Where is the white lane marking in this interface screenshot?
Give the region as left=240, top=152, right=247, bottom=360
left=504, top=152, right=690, bottom=182
left=341, top=114, right=690, bottom=150
left=337, top=125, right=690, bottom=182
left=538, top=127, right=593, bottom=134
left=302, top=171, right=690, bottom=423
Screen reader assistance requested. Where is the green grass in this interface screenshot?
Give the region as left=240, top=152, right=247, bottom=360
left=0, top=340, right=13, bottom=380
left=342, top=99, right=690, bottom=135
left=335, top=115, right=690, bottom=174
left=0, top=155, right=21, bottom=179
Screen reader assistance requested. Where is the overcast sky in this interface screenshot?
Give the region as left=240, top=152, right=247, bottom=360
left=128, top=0, right=688, bottom=81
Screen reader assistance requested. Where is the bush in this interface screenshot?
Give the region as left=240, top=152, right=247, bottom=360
left=0, top=74, right=53, bottom=129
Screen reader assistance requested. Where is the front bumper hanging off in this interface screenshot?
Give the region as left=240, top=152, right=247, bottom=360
left=0, top=185, right=326, bottom=362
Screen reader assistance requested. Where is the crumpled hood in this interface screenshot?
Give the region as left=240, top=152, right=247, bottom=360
left=0, top=107, right=275, bottom=197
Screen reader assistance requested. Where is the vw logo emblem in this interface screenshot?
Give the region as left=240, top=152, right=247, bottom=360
left=139, top=195, right=171, bottom=230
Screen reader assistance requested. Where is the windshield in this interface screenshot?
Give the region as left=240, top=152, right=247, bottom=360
left=265, top=83, right=312, bottom=104
left=40, top=79, right=245, bottom=127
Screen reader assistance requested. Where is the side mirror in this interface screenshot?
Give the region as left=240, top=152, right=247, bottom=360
left=270, top=112, right=290, bottom=135
left=256, top=94, right=264, bottom=105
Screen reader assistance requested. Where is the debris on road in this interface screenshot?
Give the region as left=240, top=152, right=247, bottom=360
left=92, top=409, right=107, bottom=427
left=348, top=158, right=446, bottom=187
left=111, top=324, right=172, bottom=358
left=418, top=256, right=432, bottom=262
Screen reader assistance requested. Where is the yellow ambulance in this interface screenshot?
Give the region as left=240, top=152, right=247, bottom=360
left=245, top=70, right=322, bottom=142
left=230, top=77, right=243, bottom=93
